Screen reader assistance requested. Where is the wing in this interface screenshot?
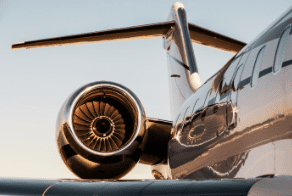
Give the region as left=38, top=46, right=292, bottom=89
left=1, top=176, right=291, bottom=195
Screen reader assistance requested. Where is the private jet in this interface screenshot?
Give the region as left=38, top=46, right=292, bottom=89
left=5, top=2, right=292, bottom=195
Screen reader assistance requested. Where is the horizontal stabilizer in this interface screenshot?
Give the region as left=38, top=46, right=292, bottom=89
left=12, top=21, right=246, bottom=53
left=188, top=23, right=246, bottom=53
left=12, top=22, right=175, bottom=49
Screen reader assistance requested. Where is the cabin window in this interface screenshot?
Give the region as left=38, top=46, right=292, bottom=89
left=208, top=89, right=217, bottom=105
left=221, top=56, right=242, bottom=93
left=191, top=98, right=199, bottom=114
left=176, top=113, right=184, bottom=133
left=183, top=107, right=191, bottom=123
left=174, top=114, right=181, bottom=125
left=233, top=64, right=243, bottom=90
left=203, top=90, right=211, bottom=108
left=251, top=46, right=266, bottom=88
left=273, top=26, right=291, bottom=73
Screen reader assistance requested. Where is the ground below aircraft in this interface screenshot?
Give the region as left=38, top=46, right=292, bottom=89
left=3, top=1, right=292, bottom=195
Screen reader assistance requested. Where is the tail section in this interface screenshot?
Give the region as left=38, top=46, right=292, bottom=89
left=164, top=2, right=202, bottom=120
left=12, top=2, right=246, bottom=121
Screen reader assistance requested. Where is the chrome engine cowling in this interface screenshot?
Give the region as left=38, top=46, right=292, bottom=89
left=56, top=81, right=146, bottom=179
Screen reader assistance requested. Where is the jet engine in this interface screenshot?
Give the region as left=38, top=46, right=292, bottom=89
left=56, top=81, right=172, bottom=179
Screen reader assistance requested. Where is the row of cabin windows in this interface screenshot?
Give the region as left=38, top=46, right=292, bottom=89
left=226, top=25, right=291, bottom=91
left=175, top=25, right=291, bottom=127
left=251, top=25, right=290, bottom=87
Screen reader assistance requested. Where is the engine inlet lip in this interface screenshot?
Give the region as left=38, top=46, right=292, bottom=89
left=66, top=81, right=145, bottom=157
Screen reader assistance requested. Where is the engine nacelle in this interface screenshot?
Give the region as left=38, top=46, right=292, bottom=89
left=56, top=81, right=146, bottom=179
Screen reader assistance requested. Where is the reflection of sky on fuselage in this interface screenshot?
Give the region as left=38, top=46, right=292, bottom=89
left=0, top=0, right=290, bottom=179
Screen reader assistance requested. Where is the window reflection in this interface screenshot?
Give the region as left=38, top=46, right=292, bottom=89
left=274, top=26, right=291, bottom=73
left=233, top=65, right=243, bottom=90
left=251, top=46, right=266, bottom=88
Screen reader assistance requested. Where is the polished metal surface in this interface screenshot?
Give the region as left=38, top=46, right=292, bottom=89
left=169, top=6, right=292, bottom=180
left=57, top=81, right=146, bottom=158
left=56, top=81, right=147, bottom=179
left=56, top=81, right=174, bottom=180
left=140, top=118, right=172, bottom=165
left=165, top=2, right=202, bottom=120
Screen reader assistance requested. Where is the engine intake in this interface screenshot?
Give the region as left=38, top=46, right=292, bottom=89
left=56, top=81, right=146, bottom=179
left=73, top=96, right=134, bottom=154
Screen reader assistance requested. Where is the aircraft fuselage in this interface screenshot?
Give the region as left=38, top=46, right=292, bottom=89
left=165, top=7, right=292, bottom=180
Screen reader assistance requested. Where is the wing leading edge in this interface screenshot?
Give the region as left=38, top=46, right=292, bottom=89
left=12, top=21, right=246, bottom=53
left=0, top=177, right=259, bottom=195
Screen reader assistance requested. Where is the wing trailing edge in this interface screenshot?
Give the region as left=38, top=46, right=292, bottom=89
left=12, top=21, right=246, bottom=53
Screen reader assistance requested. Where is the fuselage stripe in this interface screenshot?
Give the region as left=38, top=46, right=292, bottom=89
left=220, top=92, right=228, bottom=101
left=259, top=67, right=273, bottom=78
left=282, top=59, right=292, bottom=67
left=169, top=55, right=190, bottom=70
left=208, top=97, right=216, bottom=105
left=237, top=59, right=292, bottom=90
left=239, top=77, right=251, bottom=89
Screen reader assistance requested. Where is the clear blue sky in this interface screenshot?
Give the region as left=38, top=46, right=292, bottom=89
left=0, top=0, right=291, bottom=179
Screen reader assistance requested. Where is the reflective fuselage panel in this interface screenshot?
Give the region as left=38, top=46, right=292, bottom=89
left=168, top=7, right=292, bottom=179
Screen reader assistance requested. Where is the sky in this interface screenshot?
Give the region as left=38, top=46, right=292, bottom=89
left=0, top=0, right=291, bottom=180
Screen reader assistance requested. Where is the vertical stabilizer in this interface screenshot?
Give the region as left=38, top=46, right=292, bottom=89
left=164, top=2, right=202, bottom=120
